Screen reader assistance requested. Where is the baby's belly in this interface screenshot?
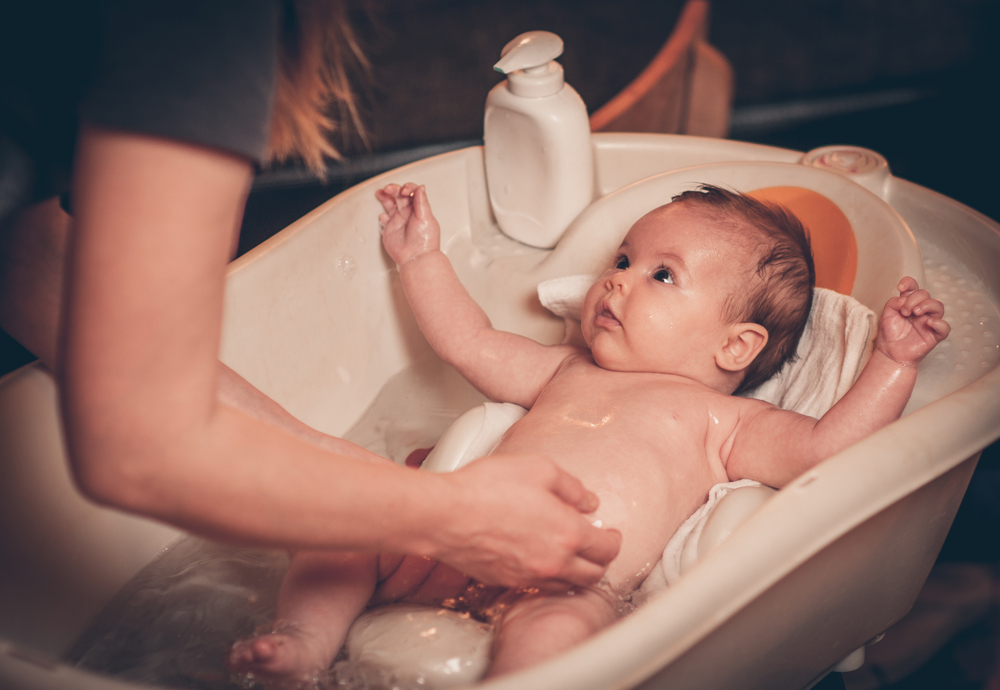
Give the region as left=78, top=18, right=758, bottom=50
left=495, top=424, right=719, bottom=594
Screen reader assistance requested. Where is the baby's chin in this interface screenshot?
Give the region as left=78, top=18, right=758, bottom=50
left=589, top=347, right=699, bottom=380
left=588, top=348, right=638, bottom=373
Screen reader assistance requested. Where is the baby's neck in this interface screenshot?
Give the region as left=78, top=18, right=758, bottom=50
left=586, top=352, right=740, bottom=396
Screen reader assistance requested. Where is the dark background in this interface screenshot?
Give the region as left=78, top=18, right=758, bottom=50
left=2, top=2, right=998, bottom=686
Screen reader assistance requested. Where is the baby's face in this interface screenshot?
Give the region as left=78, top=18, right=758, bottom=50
left=581, top=202, right=745, bottom=376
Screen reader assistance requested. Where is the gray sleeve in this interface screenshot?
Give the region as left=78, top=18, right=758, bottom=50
left=80, top=0, right=280, bottom=163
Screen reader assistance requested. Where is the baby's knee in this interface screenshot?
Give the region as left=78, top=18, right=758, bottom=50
left=371, top=555, right=469, bottom=605
left=499, top=589, right=618, bottom=641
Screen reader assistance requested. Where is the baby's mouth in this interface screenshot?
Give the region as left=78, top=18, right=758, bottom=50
left=595, top=301, right=622, bottom=328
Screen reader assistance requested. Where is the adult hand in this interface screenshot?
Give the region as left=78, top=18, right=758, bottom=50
left=422, top=454, right=621, bottom=589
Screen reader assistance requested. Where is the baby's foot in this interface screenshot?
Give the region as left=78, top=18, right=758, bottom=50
left=228, top=624, right=336, bottom=687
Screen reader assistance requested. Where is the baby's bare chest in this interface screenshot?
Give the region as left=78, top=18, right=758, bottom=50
left=494, top=363, right=739, bottom=589
left=508, top=364, right=728, bottom=453
left=497, top=364, right=736, bottom=505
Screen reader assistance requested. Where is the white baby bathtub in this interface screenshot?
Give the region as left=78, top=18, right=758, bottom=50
left=1, top=133, right=999, bottom=690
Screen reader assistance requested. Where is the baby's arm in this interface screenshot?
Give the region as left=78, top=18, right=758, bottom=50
left=727, top=277, right=950, bottom=487
left=376, top=183, right=577, bottom=407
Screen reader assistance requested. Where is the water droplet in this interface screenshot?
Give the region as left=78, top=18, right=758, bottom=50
left=336, top=254, right=357, bottom=279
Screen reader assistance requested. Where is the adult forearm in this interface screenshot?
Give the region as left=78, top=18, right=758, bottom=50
left=64, top=386, right=446, bottom=553
left=0, top=198, right=361, bottom=465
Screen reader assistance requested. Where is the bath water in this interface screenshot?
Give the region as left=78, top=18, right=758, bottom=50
left=340, top=361, right=488, bottom=465
left=64, top=536, right=477, bottom=690
left=65, top=363, right=644, bottom=690
left=65, top=537, right=288, bottom=689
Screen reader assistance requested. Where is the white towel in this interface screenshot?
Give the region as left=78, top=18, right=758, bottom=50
left=741, top=287, right=877, bottom=418
left=637, top=479, right=767, bottom=595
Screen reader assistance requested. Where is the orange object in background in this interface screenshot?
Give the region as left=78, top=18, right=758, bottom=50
left=749, top=186, right=858, bottom=296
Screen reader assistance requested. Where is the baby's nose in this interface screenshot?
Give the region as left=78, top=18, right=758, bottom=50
left=608, top=271, right=629, bottom=292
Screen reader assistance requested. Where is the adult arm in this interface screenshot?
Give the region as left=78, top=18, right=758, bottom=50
left=59, top=125, right=618, bottom=586
left=0, top=191, right=373, bottom=462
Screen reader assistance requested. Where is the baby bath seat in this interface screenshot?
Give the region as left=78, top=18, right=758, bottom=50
left=1, top=134, right=999, bottom=690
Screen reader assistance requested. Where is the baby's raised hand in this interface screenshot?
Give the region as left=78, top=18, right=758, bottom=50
left=877, top=277, right=950, bottom=366
left=375, top=183, right=440, bottom=266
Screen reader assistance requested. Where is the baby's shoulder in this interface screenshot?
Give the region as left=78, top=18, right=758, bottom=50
left=724, top=391, right=782, bottom=419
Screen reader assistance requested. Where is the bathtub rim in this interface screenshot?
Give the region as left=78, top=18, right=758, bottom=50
left=2, top=133, right=999, bottom=690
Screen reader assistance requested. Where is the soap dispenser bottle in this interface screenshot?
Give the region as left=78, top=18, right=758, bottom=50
left=484, top=31, right=594, bottom=249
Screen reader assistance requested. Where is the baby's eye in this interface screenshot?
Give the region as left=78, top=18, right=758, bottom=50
left=614, top=255, right=630, bottom=270
left=653, top=268, right=674, bottom=284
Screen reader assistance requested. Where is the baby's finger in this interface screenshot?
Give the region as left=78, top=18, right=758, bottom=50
left=912, top=297, right=946, bottom=319
left=375, top=189, right=397, bottom=215
left=412, top=185, right=431, bottom=219
left=400, top=182, right=420, bottom=198
left=394, top=194, right=412, bottom=213
left=899, top=289, right=931, bottom=316
left=896, top=276, right=920, bottom=295
left=927, top=317, right=952, bottom=340
left=883, top=294, right=907, bottom=315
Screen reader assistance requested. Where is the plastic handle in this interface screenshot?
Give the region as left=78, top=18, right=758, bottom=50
left=494, top=31, right=564, bottom=74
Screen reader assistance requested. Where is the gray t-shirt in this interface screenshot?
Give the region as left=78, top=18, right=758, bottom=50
left=1, top=0, right=280, bottom=221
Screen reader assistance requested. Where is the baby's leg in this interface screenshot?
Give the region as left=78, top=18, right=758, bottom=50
left=229, top=551, right=479, bottom=683
left=487, top=587, right=620, bottom=678
left=229, top=550, right=386, bottom=682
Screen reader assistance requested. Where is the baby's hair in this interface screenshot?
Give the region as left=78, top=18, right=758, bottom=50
left=671, top=184, right=816, bottom=393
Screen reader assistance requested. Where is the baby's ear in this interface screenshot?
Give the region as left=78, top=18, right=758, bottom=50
left=716, top=323, right=768, bottom=373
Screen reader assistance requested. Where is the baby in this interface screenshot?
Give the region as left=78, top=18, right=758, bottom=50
left=230, top=182, right=950, bottom=684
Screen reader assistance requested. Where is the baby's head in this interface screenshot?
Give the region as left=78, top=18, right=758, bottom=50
left=674, top=185, right=815, bottom=391
left=581, top=184, right=814, bottom=394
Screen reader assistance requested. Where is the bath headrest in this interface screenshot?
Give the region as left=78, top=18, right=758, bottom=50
left=543, top=161, right=923, bottom=314
left=748, top=186, right=857, bottom=296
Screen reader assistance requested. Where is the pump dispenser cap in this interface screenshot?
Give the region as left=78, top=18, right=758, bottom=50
left=493, top=31, right=565, bottom=98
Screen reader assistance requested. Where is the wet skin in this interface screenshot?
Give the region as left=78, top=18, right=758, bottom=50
left=229, top=185, right=950, bottom=684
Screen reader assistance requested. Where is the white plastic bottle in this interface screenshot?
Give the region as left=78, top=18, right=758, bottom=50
left=484, top=31, right=594, bottom=249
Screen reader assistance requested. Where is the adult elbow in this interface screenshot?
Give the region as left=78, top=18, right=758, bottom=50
left=68, top=443, right=162, bottom=513
left=62, top=410, right=177, bottom=515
